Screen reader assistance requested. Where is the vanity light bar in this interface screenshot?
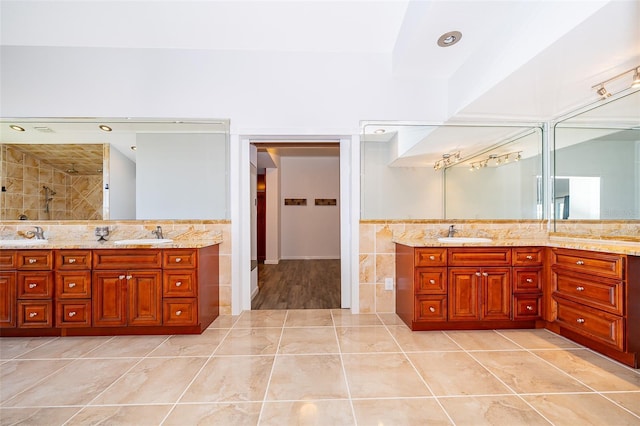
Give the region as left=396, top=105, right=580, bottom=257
left=592, top=65, right=640, bottom=99
left=469, top=151, right=522, bottom=171
left=433, top=151, right=461, bottom=171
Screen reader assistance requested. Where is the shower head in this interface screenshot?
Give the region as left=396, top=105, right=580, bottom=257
left=67, top=164, right=79, bottom=174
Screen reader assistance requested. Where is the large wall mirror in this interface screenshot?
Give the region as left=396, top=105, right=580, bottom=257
left=0, top=118, right=230, bottom=221
left=553, top=90, right=639, bottom=232
left=360, top=123, right=543, bottom=220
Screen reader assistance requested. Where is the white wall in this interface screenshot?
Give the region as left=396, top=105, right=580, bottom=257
left=280, top=156, right=340, bottom=259
left=108, top=145, right=136, bottom=219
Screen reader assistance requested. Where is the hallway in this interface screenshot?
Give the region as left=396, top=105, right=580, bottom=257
left=252, top=260, right=341, bottom=310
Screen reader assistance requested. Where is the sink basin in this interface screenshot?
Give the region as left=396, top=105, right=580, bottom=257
left=114, top=238, right=173, bottom=245
left=0, top=239, right=49, bottom=246
left=437, top=237, right=493, bottom=243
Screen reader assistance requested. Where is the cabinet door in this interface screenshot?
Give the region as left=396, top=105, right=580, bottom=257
left=448, top=268, right=480, bottom=321
left=92, top=272, right=127, bottom=327
left=481, top=268, right=511, bottom=320
left=128, top=271, right=162, bottom=326
left=0, top=272, right=16, bottom=328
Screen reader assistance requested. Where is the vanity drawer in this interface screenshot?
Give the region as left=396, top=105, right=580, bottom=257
left=415, top=295, right=447, bottom=321
left=556, top=298, right=624, bottom=351
left=16, top=250, right=53, bottom=270
left=56, top=250, right=92, bottom=270
left=513, top=295, right=542, bottom=320
left=553, top=271, right=623, bottom=315
left=512, top=247, right=544, bottom=266
left=163, top=270, right=197, bottom=297
left=448, top=248, right=511, bottom=266
left=55, top=271, right=92, bottom=299
left=56, top=301, right=91, bottom=327
left=17, top=272, right=53, bottom=299
left=415, top=248, right=447, bottom=267
left=0, top=251, right=16, bottom=270
left=163, top=249, right=197, bottom=269
left=18, top=301, right=53, bottom=328
left=163, top=298, right=198, bottom=326
left=93, top=249, right=162, bottom=270
left=552, top=248, right=624, bottom=279
left=415, top=267, right=447, bottom=294
left=513, top=267, right=542, bottom=292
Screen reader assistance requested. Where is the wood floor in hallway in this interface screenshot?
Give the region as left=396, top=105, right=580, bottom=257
left=252, top=259, right=341, bottom=310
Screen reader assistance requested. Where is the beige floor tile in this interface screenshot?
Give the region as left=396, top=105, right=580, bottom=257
left=376, top=312, right=409, bottom=326
left=336, top=326, right=401, bottom=353
left=472, top=351, right=591, bottom=394
left=0, top=336, right=58, bottom=360
left=165, top=402, right=262, bottom=425
left=524, top=393, right=640, bottom=425
left=342, top=353, right=431, bottom=398
left=445, top=330, right=522, bottom=351
left=0, top=359, right=71, bottom=401
left=234, top=310, right=287, bottom=328
left=0, top=407, right=80, bottom=425
left=66, top=404, right=173, bottom=425
left=409, top=352, right=513, bottom=396
left=278, top=327, right=339, bottom=354
left=439, top=395, right=550, bottom=426
left=148, top=328, right=229, bottom=357
left=352, top=398, right=452, bottom=425
left=2, top=358, right=138, bottom=407
left=331, top=311, right=382, bottom=326
left=82, top=335, right=168, bottom=358
left=387, top=327, right=462, bottom=352
left=208, top=314, right=239, bottom=328
left=497, top=329, right=582, bottom=349
left=604, top=392, right=640, bottom=417
left=266, top=354, right=349, bottom=400
left=533, top=349, right=640, bottom=391
left=285, top=309, right=333, bottom=327
left=90, top=357, right=207, bottom=405
left=16, top=336, right=111, bottom=359
left=260, top=399, right=354, bottom=426
left=215, top=328, right=282, bottom=355
left=180, top=355, right=274, bottom=402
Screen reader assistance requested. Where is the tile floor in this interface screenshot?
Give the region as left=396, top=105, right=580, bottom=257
left=1, top=309, right=640, bottom=425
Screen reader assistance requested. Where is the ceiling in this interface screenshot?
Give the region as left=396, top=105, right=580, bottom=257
left=5, top=144, right=104, bottom=176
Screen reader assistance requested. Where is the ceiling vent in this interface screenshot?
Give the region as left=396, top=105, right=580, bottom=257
left=34, top=126, right=54, bottom=133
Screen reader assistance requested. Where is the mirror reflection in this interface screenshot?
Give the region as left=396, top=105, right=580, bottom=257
left=0, top=119, right=229, bottom=221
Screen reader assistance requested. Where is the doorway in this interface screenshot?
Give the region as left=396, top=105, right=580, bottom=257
left=251, top=142, right=341, bottom=310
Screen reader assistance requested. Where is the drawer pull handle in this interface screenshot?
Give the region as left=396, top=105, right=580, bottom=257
left=119, top=275, right=126, bottom=280
left=576, top=318, right=585, bottom=324
left=576, top=286, right=585, bottom=291
left=526, top=305, right=534, bottom=311
left=428, top=255, right=435, bottom=261
left=526, top=255, right=533, bottom=260
left=28, top=283, right=37, bottom=289
left=526, top=278, right=533, bottom=283
left=175, top=281, right=182, bottom=287
left=475, top=272, right=481, bottom=276
left=576, top=260, right=585, bottom=265
left=429, top=306, right=436, bottom=313
left=126, top=275, right=132, bottom=280
left=28, top=258, right=37, bottom=264
left=175, top=310, right=182, bottom=316
left=68, top=283, right=76, bottom=288
left=68, top=258, right=76, bottom=263
left=175, top=258, right=182, bottom=263
left=482, top=272, right=489, bottom=277
left=68, top=311, right=76, bottom=317
left=29, top=312, right=38, bottom=318
left=429, top=279, right=435, bottom=284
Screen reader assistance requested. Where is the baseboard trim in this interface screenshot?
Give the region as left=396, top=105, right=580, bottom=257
left=280, top=256, right=341, bottom=260
left=251, top=286, right=260, bottom=300
left=264, top=259, right=280, bottom=265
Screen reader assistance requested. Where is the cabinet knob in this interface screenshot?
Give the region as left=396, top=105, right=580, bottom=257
left=429, top=306, right=436, bottom=313
left=482, top=272, right=489, bottom=277
left=119, top=275, right=126, bottom=280
left=175, top=257, right=182, bottom=263
left=68, top=311, right=76, bottom=317
left=576, top=260, right=585, bottom=265
left=576, top=318, right=585, bottom=324
left=68, top=283, right=76, bottom=288
left=175, top=310, right=182, bottom=316
left=475, top=272, right=481, bottom=276
left=526, top=255, right=533, bottom=260
left=68, top=258, right=76, bottom=263
left=428, top=255, right=435, bottom=261
left=526, top=278, right=533, bottom=283
left=429, top=279, right=435, bottom=284
left=28, top=258, right=37, bottom=264
left=576, top=286, right=585, bottom=291
left=126, top=275, right=132, bottom=280
left=175, top=281, right=182, bottom=287
left=526, top=305, right=534, bottom=311
left=28, top=283, right=37, bottom=289
left=29, top=312, right=38, bottom=318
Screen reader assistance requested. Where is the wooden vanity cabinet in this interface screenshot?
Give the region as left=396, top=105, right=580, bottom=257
left=162, top=249, right=199, bottom=326
left=55, top=250, right=92, bottom=327
left=16, top=250, right=54, bottom=328
left=512, top=247, right=544, bottom=320
left=0, top=251, right=17, bottom=328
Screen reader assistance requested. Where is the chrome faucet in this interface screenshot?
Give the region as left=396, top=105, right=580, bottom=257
left=447, top=225, right=457, bottom=238
left=152, top=226, right=164, bottom=239
left=33, top=226, right=45, bottom=240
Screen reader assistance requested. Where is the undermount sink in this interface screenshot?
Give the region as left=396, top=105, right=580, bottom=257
left=437, top=237, right=493, bottom=243
left=113, top=238, right=173, bottom=245
left=0, top=239, right=49, bottom=246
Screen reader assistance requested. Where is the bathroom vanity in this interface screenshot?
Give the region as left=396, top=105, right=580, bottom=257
left=0, top=244, right=219, bottom=336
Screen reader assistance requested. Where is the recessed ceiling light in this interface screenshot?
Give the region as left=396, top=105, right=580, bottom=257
left=99, top=124, right=112, bottom=132
left=437, top=31, right=462, bottom=47
left=9, top=125, right=25, bottom=132
left=374, top=129, right=386, bottom=134
left=130, top=145, right=137, bottom=151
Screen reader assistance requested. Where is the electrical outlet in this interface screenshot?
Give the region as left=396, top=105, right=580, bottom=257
left=384, top=277, right=394, bottom=291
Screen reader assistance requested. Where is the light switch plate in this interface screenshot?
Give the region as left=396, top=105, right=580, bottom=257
left=384, top=277, right=394, bottom=291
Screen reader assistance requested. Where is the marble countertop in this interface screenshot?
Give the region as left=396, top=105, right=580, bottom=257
left=0, top=237, right=223, bottom=250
